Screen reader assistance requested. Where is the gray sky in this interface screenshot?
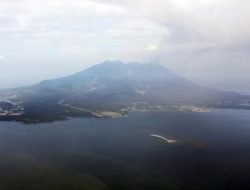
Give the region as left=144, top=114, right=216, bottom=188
left=0, top=0, right=250, bottom=92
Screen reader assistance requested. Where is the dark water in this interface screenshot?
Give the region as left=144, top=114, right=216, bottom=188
left=0, top=109, right=250, bottom=190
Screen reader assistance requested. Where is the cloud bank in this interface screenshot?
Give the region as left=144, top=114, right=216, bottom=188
left=0, top=0, right=249, bottom=92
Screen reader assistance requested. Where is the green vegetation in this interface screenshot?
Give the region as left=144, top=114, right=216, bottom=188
left=0, top=102, right=95, bottom=124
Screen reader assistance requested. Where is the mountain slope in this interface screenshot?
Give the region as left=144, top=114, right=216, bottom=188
left=0, top=60, right=248, bottom=123
left=29, top=61, right=240, bottom=106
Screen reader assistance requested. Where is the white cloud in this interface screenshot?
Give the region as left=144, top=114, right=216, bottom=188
left=102, top=0, right=250, bottom=45
left=147, top=44, right=159, bottom=51
left=0, top=0, right=249, bottom=91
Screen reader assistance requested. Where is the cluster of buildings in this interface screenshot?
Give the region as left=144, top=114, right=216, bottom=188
left=121, top=102, right=209, bottom=113
left=0, top=100, right=24, bottom=116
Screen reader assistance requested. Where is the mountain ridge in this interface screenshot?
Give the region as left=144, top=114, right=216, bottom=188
left=0, top=60, right=248, bottom=123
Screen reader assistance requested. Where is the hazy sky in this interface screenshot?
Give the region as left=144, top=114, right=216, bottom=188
left=0, top=0, right=250, bottom=92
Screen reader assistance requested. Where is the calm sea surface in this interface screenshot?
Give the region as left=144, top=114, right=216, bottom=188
left=0, top=109, right=250, bottom=190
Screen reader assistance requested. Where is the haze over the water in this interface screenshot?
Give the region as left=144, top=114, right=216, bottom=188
left=0, top=0, right=249, bottom=92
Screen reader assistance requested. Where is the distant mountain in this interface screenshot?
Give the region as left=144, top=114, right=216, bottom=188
left=29, top=61, right=240, bottom=105
left=0, top=60, right=249, bottom=123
